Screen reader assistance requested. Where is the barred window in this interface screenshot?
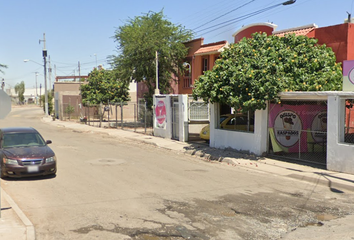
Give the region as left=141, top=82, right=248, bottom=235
left=344, top=99, right=354, bottom=144
left=189, top=100, right=209, bottom=121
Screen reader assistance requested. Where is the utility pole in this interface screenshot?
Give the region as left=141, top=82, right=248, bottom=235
left=1, top=78, right=4, bottom=91
left=48, top=56, right=52, bottom=91
left=40, top=84, right=42, bottom=106
left=39, top=33, right=49, bottom=115
left=54, top=64, right=57, bottom=81
left=35, top=72, right=38, bottom=105
left=78, top=61, right=81, bottom=77
left=155, top=51, right=160, bottom=95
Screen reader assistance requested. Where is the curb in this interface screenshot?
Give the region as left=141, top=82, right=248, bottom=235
left=2, top=189, right=35, bottom=240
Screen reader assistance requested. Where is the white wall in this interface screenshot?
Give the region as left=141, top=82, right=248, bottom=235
left=327, top=95, right=354, bottom=173
left=153, top=94, right=189, bottom=142
left=179, top=95, right=189, bottom=142
left=210, top=103, right=268, bottom=155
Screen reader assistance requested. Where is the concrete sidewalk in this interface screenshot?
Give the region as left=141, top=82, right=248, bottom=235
left=0, top=188, right=35, bottom=240
left=1, top=115, right=354, bottom=240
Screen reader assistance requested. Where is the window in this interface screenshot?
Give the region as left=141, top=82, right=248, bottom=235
left=3, top=133, right=46, bottom=148
left=189, top=99, right=209, bottom=121
left=218, top=104, right=254, bottom=133
left=183, top=62, right=192, bottom=88
left=202, top=57, right=208, bottom=72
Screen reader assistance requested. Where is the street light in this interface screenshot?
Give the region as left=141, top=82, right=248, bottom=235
left=24, top=59, right=48, bottom=115
left=24, top=59, right=42, bottom=66
left=282, top=0, right=296, bottom=5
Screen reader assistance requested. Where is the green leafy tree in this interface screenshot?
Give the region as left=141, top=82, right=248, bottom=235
left=14, top=81, right=25, bottom=103
left=64, top=104, right=75, bottom=120
left=80, top=68, right=130, bottom=105
left=111, top=10, right=193, bottom=107
left=193, top=32, right=343, bottom=112
left=80, top=68, right=130, bottom=127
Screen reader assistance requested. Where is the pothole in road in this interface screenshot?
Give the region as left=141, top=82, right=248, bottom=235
left=71, top=224, right=201, bottom=239
left=88, top=158, right=126, bottom=165
left=71, top=192, right=354, bottom=240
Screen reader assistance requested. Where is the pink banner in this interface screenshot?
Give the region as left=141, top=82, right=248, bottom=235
left=269, top=103, right=327, bottom=152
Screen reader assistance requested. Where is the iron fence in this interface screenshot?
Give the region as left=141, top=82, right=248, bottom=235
left=298, top=129, right=327, bottom=165
left=269, top=129, right=327, bottom=166
left=61, top=100, right=153, bottom=135
left=344, top=99, right=354, bottom=144
left=188, top=97, right=209, bottom=121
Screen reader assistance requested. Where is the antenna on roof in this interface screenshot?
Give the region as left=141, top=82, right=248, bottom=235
left=347, top=11, right=351, bottom=23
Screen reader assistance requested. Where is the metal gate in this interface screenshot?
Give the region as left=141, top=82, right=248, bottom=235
left=188, top=97, right=209, bottom=121
left=171, top=97, right=179, bottom=140
left=268, top=100, right=327, bottom=166
left=187, top=97, right=209, bottom=141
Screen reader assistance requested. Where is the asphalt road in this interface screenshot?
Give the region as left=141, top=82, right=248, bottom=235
left=1, top=106, right=354, bottom=240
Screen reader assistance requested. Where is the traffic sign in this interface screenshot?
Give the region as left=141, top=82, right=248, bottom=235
left=0, top=90, right=11, bottom=119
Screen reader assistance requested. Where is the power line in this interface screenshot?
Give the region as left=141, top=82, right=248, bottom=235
left=193, top=0, right=255, bottom=31
left=195, top=1, right=294, bottom=36
left=206, top=4, right=294, bottom=40
left=175, top=0, right=237, bottom=28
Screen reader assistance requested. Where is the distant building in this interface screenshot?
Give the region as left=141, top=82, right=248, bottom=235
left=6, top=88, right=39, bottom=105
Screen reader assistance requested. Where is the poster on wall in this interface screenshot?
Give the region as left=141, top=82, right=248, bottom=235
left=269, top=103, right=327, bottom=153
left=273, top=110, right=302, bottom=148
left=343, top=60, right=354, bottom=91
left=311, top=111, right=327, bottom=143
left=155, top=99, right=167, bottom=129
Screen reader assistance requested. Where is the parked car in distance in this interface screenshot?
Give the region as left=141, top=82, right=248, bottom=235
left=200, top=114, right=255, bottom=141
left=0, top=127, right=57, bottom=178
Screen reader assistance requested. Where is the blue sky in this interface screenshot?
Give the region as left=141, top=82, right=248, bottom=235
left=1, top=0, right=354, bottom=90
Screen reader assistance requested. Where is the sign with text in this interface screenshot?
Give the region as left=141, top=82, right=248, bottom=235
left=273, top=110, right=302, bottom=148
left=269, top=103, right=327, bottom=153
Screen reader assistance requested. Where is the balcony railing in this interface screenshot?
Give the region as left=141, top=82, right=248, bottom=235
left=183, top=76, right=192, bottom=88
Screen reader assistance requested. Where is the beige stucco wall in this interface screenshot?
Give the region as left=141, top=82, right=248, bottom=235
left=54, top=82, right=82, bottom=92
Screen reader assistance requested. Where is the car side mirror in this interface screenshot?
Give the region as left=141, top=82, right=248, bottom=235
left=46, top=140, right=52, bottom=145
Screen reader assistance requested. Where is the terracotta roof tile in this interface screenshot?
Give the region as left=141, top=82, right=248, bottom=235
left=273, top=24, right=318, bottom=37
left=194, top=41, right=228, bottom=55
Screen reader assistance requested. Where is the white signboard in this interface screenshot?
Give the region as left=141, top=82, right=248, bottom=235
left=274, top=110, right=303, bottom=148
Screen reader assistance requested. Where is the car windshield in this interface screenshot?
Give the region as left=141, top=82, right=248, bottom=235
left=2, top=133, right=46, bottom=148
left=220, top=116, right=229, bottom=123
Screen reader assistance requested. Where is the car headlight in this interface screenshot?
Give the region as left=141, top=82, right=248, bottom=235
left=3, top=157, right=18, bottom=165
left=45, top=156, right=56, bottom=163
